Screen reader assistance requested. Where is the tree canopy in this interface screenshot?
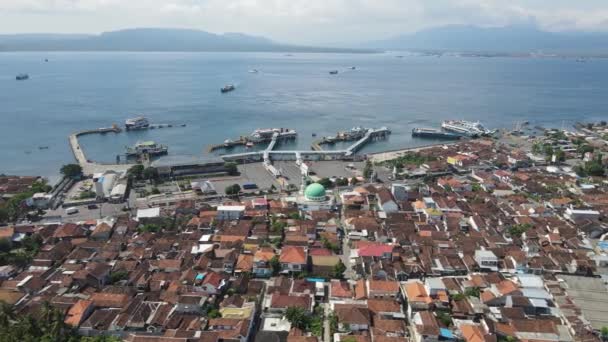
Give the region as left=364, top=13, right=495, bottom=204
left=60, top=164, right=83, bottom=178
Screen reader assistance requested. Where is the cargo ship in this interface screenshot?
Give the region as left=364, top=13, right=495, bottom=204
left=412, top=128, right=463, bottom=139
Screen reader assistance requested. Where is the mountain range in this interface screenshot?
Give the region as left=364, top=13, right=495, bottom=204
left=1, top=25, right=608, bottom=54
left=366, top=24, right=608, bottom=53
left=0, top=28, right=371, bottom=53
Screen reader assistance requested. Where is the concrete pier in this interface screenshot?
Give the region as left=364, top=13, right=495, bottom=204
left=69, top=127, right=135, bottom=175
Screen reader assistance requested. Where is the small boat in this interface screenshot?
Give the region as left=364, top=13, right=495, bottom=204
left=246, top=142, right=254, bottom=148
left=350, top=66, right=356, bottom=70
left=249, top=69, right=259, bottom=73
left=181, top=124, right=187, bottom=127
left=329, top=70, right=339, bottom=75
left=45, top=59, right=49, bottom=62
left=16, top=74, right=29, bottom=81
left=221, top=84, right=236, bottom=93
left=38, top=146, right=49, bottom=150
left=312, top=133, right=317, bottom=137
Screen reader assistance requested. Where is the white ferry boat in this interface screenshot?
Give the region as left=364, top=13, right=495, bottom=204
left=125, top=116, right=150, bottom=130
left=125, top=141, right=168, bottom=157
left=250, top=128, right=297, bottom=142
left=441, top=120, right=495, bottom=137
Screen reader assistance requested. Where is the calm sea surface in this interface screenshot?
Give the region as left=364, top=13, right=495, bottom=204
left=1, top=52, right=607, bottom=182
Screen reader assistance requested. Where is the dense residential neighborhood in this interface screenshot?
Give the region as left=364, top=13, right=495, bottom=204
left=0, top=123, right=607, bottom=341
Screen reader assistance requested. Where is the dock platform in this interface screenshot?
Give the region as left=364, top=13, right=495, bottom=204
left=69, top=126, right=134, bottom=175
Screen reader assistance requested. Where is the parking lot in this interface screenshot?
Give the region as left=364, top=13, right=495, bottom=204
left=209, top=161, right=366, bottom=195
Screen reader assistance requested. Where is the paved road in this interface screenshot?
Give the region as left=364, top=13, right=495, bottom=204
left=42, top=202, right=131, bottom=223
left=323, top=303, right=332, bottom=342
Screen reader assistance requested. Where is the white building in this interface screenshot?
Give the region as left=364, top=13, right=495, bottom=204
left=475, top=249, right=498, bottom=272
left=216, top=205, right=246, bottom=221
left=26, top=192, right=52, bottom=209
left=565, top=206, right=600, bottom=222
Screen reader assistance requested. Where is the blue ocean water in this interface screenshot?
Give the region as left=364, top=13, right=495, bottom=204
left=1, top=52, right=607, bottom=181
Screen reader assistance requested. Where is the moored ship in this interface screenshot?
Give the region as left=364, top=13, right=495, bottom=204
left=412, top=128, right=463, bottom=139
left=250, top=128, right=297, bottom=142
left=125, top=116, right=150, bottom=130
left=125, top=141, right=168, bottom=157
left=441, top=120, right=495, bottom=137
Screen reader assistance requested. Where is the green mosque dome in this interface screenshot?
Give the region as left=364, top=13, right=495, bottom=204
left=304, top=183, right=326, bottom=201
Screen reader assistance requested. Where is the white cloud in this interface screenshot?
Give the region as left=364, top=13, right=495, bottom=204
left=1, top=0, right=608, bottom=44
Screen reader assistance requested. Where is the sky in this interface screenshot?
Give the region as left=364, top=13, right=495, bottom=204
left=2, top=0, right=608, bottom=45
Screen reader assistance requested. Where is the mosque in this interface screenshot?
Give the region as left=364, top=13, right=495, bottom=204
left=295, top=180, right=336, bottom=211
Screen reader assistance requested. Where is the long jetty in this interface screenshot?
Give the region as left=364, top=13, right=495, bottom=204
left=221, top=126, right=391, bottom=163
left=69, top=126, right=135, bottom=175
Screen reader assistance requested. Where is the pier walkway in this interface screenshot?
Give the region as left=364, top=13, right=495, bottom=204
left=69, top=127, right=135, bottom=175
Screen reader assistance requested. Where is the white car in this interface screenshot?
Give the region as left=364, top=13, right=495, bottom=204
left=65, top=207, right=79, bottom=215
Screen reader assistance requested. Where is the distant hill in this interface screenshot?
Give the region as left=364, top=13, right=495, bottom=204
left=0, top=28, right=373, bottom=53
left=366, top=24, right=608, bottom=54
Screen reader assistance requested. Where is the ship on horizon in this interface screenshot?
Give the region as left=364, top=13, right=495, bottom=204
left=221, top=84, right=236, bottom=93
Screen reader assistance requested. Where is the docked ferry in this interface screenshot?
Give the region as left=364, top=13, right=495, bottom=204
left=441, top=120, right=495, bottom=137
left=125, top=116, right=150, bottom=130
left=125, top=141, right=168, bottom=157
left=250, top=128, right=297, bottom=142
left=412, top=128, right=463, bottom=139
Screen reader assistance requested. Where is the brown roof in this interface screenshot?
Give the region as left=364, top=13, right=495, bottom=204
left=368, top=280, right=399, bottom=293
left=403, top=282, right=431, bottom=304
left=367, top=299, right=401, bottom=314
left=254, top=247, right=276, bottom=262
left=270, top=294, right=311, bottom=310
left=90, top=292, right=129, bottom=308
left=354, top=279, right=367, bottom=300
left=334, top=304, right=370, bottom=325
left=236, top=254, right=254, bottom=272
left=330, top=280, right=353, bottom=298
left=64, top=299, right=93, bottom=327
left=279, top=246, right=307, bottom=264
left=0, top=289, right=24, bottom=305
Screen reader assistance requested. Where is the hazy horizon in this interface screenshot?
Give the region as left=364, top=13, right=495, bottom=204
left=2, top=1, right=608, bottom=45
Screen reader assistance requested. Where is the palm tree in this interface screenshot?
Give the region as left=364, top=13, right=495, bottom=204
left=0, top=302, right=15, bottom=328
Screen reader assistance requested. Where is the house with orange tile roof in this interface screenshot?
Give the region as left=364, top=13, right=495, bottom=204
left=401, top=281, right=433, bottom=317
left=460, top=324, right=486, bottom=342
left=235, top=254, right=254, bottom=273
left=253, top=247, right=276, bottom=278
left=279, top=246, right=307, bottom=273
left=367, top=279, right=400, bottom=299
left=65, top=299, right=94, bottom=327
left=329, top=280, right=353, bottom=300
